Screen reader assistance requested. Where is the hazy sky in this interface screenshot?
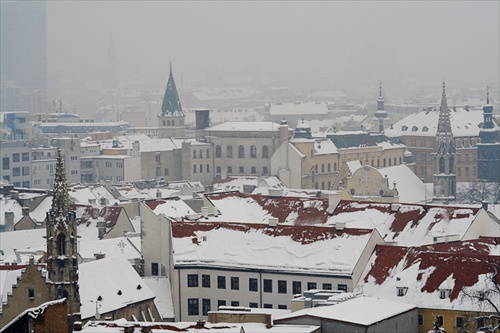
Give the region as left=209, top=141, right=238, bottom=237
left=47, top=1, right=499, bottom=93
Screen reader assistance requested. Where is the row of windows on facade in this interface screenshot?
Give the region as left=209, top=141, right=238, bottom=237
left=186, top=274, right=347, bottom=294
left=214, top=145, right=269, bottom=159
left=214, top=166, right=268, bottom=175
left=187, top=298, right=288, bottom=316
left=419, top=165, right=477, bottom=177
left=417, top=314, right=493, bottom=330
left=162, top=119, right=184, bottom=126
left=415, top=153, right=476, bottom=163
left=409, top=137, right=480, bottom=148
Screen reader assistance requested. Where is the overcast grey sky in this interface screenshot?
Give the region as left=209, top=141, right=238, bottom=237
left=47, top=1, right=499, bottom=94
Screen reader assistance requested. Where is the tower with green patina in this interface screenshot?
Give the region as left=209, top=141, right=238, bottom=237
left=158, top=62, right=185, bottom=138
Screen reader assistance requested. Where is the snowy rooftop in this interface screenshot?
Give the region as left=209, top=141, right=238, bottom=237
left=206, top=121, right=281, bottom=132
left=314, top=139, right=338, bottom=155
left=79, top=256, right=156, bottom=320
left=276, top=296, right=416, bottom=326
left=171, top=222, right=374, bottom=275
left=142, top=276, right=174, bottom=320
left=269, top=102, right=329, bottom=116
left=145, top=198, right=196, bottom=220
left=385, top=108, right=486, bottom=137
left=379, top=164, right=431, bottom=203
left=359, top=238, right=500, bottom=312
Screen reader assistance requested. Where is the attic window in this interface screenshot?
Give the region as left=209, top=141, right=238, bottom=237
left=397, top=287, right=408, bottom=296
left=117, top=290, right=122, bottom=296
left=402, top=126, right=408, bottom=131
left=422, top=126, right=429, bottom=132
left=478, top=292, right=485, bottom=301
left=28, top=288, right=35, bottom=299
left=412, top=126, right=418, bottom=132
left=439, top=289, right=450, bottom=299
left=137, top=285, right=142, bottom=290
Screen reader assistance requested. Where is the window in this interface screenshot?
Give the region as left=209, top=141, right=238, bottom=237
left=231, top=301, right=240, bottom=306
left=439, top=290, right=447, bottom=299
left=57, top=234, right=66, bottom=255
left=106, top=162, right=112, bottom=168
left=398, top=288, right=405, bottom=296
left=263, top=166, right=268, bottom=175
left=458, top=168, right=462, bottom=176
left=437, top=316, right=444, bottom=326
left=264, top=279, right=272, bottom=293
left=215, top=145, right=222, bottom=158
left=262, top=146, right=269, bottom=158
left=193, top=165, right=197, bottom=173
left=278, top=280, right=287, bottom=294
left=13, top=167, right=20, bottom=176
left=278, top=305, right=287, bottom=310
left=231, top=277, right=239, bottom=290
left=238, top=145, right=245, bottom=158
left=239, top=166, right=244, bottom=174
left=22, top=152, right=29, bottom=161
left=216, top=166, right=221, bottom=174
left=116, top=162, right=123, bottom=168
left=377, top=159, right=380, bottom=167
left=12, top=153, right=20, bottom=162
left=199, top=164, right=203, bottom=173
left=202, top=299, right=211, bottom=316
left=151, top=263, right=159, bottom=276
left=164, top=168, right=169, bottom=176
left=263, top=303, right=272, bottom=309
left=227, top=166, right=233, bottom=174
left=307, top=282, right=317, bottom=290
left=188, top=298, right=199, bottom=316
left=188, top=274, right=198, bottom=287
left=418, top=314, right=423, bottom=326
left=226, top=145, right=233, bottom=158
left=321, top=164, right=324, bottom=173
left=477, top=317, right=485, bottom=328
left=465, top=167, right=469, bottom=176
left=249, top=302, right=258, bottom=308
left=206, top=164, right=210, bottom=173
left=22, top=167, right=29, bottom=176
left=199, top=149, right=203, bottom=158
left=322, top=283, right=332, bottom=290
left=218, top=300, right=226, bottom=308
left=292, top=281, right=302, bottom=295
left=337, top=284, right=347, bottom=292
left=249, top=278, right=258, bottom=292
left=456, top=316, right=464, bottom=329
left=206, top=149, right=210, bottom=158
left=71, top=156, right=77, bottom=161
left=193, top=150, right=197, bottom=159
left=250, top=146, right=257, bottom=158
left=218, top=276, right=226, bottom=289
left=251, top=166, right=256, bottom=174
left=202, top=274, right=211, bottom=288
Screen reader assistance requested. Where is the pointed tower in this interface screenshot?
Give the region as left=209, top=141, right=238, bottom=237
left=433, top=82, right=456, bottom=201
left=373, top=82, right=389, bottom=133
left=158, top=62, right=186, bottom=138
left=477, top=87, right=500, bottom=182
left=46, top=149, right=80, bottom=317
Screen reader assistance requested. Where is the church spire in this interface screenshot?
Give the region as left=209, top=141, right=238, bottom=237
left=50, top=148, right=70, bottom=218
left=160, top=62, right=183, bottom=116
left=437, top=82, right=452, bottom=134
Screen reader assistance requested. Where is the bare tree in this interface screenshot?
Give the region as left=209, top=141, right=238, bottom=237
left=456, top=181, right=500, bottom=205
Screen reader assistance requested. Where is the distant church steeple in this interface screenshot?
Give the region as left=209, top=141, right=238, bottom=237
left=477, top=86, right=500, bottom=182
left=158, top=62, right=186, bottom=138
left=46, top=149, right=80, bottom=317
left=373, top=81, right=388, bottom=133
left=433, top=82, right=456, bottom=202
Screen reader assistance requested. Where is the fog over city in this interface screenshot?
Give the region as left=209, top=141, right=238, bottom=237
left=47, top=1, right=500, bottom=103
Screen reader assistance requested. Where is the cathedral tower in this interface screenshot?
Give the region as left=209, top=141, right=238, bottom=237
left=158, top=62, right=185, bottom=138
left=373, top=82, right=389, bottom=133
left=433, top=82, right=456, bottom=201
left=477, top=87, right=500, bottom=182
left=46, top=149, right=80, bottom=316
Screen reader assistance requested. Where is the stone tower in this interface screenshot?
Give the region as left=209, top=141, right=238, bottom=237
left=46, top=148, right=80, bottom=316
left=477, top=87, right=500, bottom=182
left=433, top=82, right=456, bottom=201
left=158, top=62, right=185, bottom=138
left=373, top=82, right=389, bottom=133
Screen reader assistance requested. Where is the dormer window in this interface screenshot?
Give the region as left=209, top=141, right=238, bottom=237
left=439, top=289, right=450, bottom=299
left=412, top=126, right=418, bottom=132
left=422, top=126, right=429, bottom=132
left=402, top=126, right=408, bottom=131
left=478, top=292, right=485, bottom=301
left=397, top=287, right=408, bottom=296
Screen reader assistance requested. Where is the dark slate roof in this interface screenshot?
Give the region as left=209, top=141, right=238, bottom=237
left=160, top=64, right=183, bottom=117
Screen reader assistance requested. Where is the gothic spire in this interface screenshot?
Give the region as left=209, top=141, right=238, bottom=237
left=50, top=148, right=70, bottom=218
left=160, top=62, right=183, bottom=116
left=486, top=85, right=490, bottom=105
left=482, top=86, right=494, bottom=129
left=437, top=82, right=452, bottom=134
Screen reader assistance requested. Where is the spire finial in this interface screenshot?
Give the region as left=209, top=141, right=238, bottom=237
left=169, top=61, right=173, bottom=74
left=379, top=81, right=382, bottom=98
left=486, top=86, right=490, bottom=104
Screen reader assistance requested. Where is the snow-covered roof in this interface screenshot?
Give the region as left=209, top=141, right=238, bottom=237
left=142, top=276, right=174, bottom=320
left=0, top=268, right=23, bottom=313
left=379, top=164, right=431, bottom=203
left=145, top=198, right=196, bottom=220
left=30, top=197, right=52, bottom=224
left=385, top=108, right=485, bottom=138
left=79, top=235, right=141, bottom=261
left=0, top=229, right=46, bottom=264
left=68, top=184, right=119, bottom=206
left=359, top=239, right=500, bottom=312
left=314, top=139, right=338, bottom=155
left=269, top=102, right=329, bottom=116
left=276, top=296, right=416, bottom=326
left=79, top=256, right=156, bottom=319
left=206, top=121, right=281, bottom=132
left=171, top=222, right=374, bottom=275
left=212, top=176, right=259, bottom=192
left=327, top=201, right=481, bottom=246
left=0, top=197, right=23, bottom=226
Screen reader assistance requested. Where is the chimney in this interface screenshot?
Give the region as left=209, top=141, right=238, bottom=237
left=10, top=190, right=19, bottom=200
left=97, top=218, right=107, bottom=239
left=266, top=314, right=272, bottom=329
left=482, top=201, right=489, bottom=211
left=328, top=192, right=341, bottom=215
left=94, top=253, right=106, bottom=260
left=22, top=206, right=30, bottom=217
left=336, top=222, right=346, bottom=231
left=4, top=211, right=15, bottom=231
left=156, top=189, right=162, bottom=198
left=195, top=109, right=210, bottom=140
left=268, top=217, right=279, bottom=228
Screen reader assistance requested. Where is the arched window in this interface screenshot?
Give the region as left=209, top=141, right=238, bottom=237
left=383, top=159, right=386, bottom=167
left=167, top=120, right=171, bottom=126
left=163, top=120, right=166, bottom=126
left=334, top=163, right=337, bottom=172
left=389, top=159, right=392, bottom=166
left=321, top=164, right=325, bottom=173
left=57, top=234, right=66, bottom=256
left=238, top=145, right=245, bottom=158
left=193, top=150, right=197, bottom=159
left=250, top=146, right=257, bottom=158
left=262, top=146, right=269, bottom=158
left=172, top=120, right=175, bottom=126
left=199, top=149, right=203, bottom=158
left=215, top=145, right=222, bottom=158
left=393, top=157, right=397, bottom=165
left=327, top=163, right=331, bottom=172
left=227, top=145, right=233, bottom=158
left=439, top=157, right=445, bottom=173
left=377, top=159, right=380, bottom=167
left=449, top=156, right=454, bottom=173
left=206, top=149, right=210, bottom=158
